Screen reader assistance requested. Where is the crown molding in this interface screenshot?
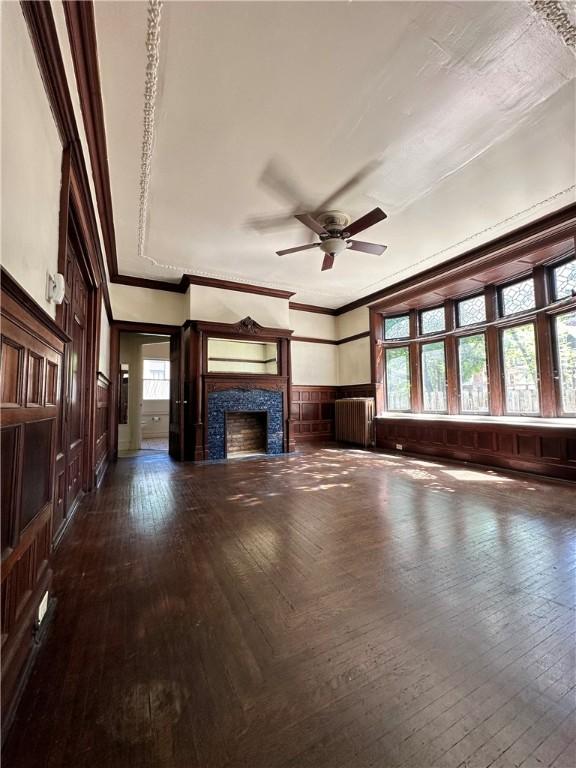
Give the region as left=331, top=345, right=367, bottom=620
left=20, top=0, right=112, bottom=321
left=111, top=273, right=295, bottom=300
left=289, top=302, right=338, bottom=316
left=63, top=0, right=118, bottom=276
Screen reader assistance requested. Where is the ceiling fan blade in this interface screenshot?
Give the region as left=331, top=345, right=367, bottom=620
left=247, top=213, right=299, bottom=233
left=317, top=158, right=383, bottom=211
left=295, top=213, right=329, bottom=236
left=321, top=253, right=335, bottom=271
left=345, top=207, right=387, bottom=237
left=348, top=240, right=388, bottom=256
left=259, top=159, right=312, bottom=208
left=276, top=243, right=320, bottom=256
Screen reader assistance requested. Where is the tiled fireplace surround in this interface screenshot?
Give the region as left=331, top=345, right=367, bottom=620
left=207, top=388, right=284, bottom=460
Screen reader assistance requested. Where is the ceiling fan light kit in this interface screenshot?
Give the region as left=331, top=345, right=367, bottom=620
left=275, top=206, right=388, bottom=271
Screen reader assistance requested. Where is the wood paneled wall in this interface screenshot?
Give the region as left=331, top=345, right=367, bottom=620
left=0, top=274, right=68, bottom=729
left=291, top=385, right=377, bottom=443
left=291, top=386, right=337, bottom=442
left=95, top=372, right=110, bottom=486
left=375, top=417, right=576, bottom=481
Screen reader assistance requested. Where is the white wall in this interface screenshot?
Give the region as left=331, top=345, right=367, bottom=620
left=110, top=283, right=189, bottom=324
left=289, top=309, right=337, bottom=340
left=336, top=306, right=372, bottom=385
left=338, top=337, right=371, bottom=386
left=337, top=306, right=370, bottom=339
left=189, top=284, right=290, bottom=328
left=1, top=3, right=62, bottom=318
left=291, top=342, right=338, bottom=386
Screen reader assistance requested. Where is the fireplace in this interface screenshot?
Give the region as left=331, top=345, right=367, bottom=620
left=226, top=411, right=267, bottom=457
left=206, top=388, right=284, bottom=460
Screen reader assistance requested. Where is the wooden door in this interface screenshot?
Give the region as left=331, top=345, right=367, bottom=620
left=53, top=242, right=89, bottom=540
left=169, top=329, right=184, bottom=460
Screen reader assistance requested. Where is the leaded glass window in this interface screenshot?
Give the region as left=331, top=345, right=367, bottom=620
left=500, top=278, right=535, bottom=316
left=501, top=324, right=539, bottom=414
left=553, top=260, right=576, bottom=301
left=555, top=311, right=576, bottom=414
left=421, top=341, right=447, bottom=411
left=457, top=295, right=486, bottom=327
left=458, top=334, right=489, bottom=413
left=385, top=347, right=411, bottom=410
left=420, top=307, right=445, bottom=335
left=384, top=315, right=410, bottom=340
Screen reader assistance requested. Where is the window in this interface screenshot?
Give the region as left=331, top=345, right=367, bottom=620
left=552, top=259, right=576, bottom=301
left=384, top=315, right=410, bottom=340
left=143, top=359, right=170, bottom=400
left=501, top=324, right=539, bottom=414
left=421, top=341, right=447, bottom=411
left=554, top=311, right=576, bottom=414
left=458, top=334, right=489, bottom=413
left=500, top=278, right=535, bottom=316
left=420, top=307, right=445, bottom=335
left=457, top=295, right=486, bottom=327
left=385, top=347, right=411, bottom=411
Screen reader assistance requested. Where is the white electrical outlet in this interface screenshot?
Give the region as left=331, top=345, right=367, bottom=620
left=38, top=591, right=49, bottom=625
left=396, top=443, right=403, bottom=451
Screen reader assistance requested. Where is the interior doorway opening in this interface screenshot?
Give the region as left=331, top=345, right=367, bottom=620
left=117, top=332, right=171, bottom=457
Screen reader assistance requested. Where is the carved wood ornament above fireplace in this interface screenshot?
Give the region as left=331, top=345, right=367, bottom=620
left=181, top=317, right=295, bottom=461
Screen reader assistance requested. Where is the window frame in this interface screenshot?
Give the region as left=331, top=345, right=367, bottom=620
left=456, top=292, right=487, bottom=329
left=384, top=344, right=412, bottom=412
left=142, top=358, right=171, bottom=401
left=548, top=255, right=576, bottom=303
left=552, top=308, right=576, bottom=417
left=373, top=249, right=576, bottom=420
left=498, top=275, right=536, bottom=319
left=420, top=339, right=448, bottom=413
left=383, top=313, right=411, bottom=341
left=419, top=305, right=446, bottom=337
left=499, top=321, right=541, bottom=417
left=456, top=331, right=490, bottom=415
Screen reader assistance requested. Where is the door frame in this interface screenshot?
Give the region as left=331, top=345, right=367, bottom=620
left=109, top=321, right=182, bottom=460
left=54, top=150, right=102, bottom=543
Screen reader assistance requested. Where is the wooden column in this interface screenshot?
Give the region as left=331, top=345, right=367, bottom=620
left=444, top=300, right=459, bottom=415
left=408, top=310, right=422, bottom=412
left=485, top=286, right=504, bottom=416
left=370, top=308, right=384, bottom=414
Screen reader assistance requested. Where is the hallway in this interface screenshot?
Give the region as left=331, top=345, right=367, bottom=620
left=5, top=448, right=576, bottom=768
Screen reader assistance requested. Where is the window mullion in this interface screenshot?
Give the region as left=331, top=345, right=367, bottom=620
left=485, top=287, right=504, bottom=415
left=535, top=312, right=557, bottom=417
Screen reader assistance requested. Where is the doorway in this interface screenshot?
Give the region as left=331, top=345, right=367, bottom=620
left=110, top=323, right=184, bottom=461
left=117, top=333, right=171, bottom=456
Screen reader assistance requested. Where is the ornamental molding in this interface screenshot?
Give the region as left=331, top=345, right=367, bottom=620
left=530, top=0, right=576, bottom=51
left=231, top=316, right=264, bottom=335
left=206, top=382, right=285, bottom=393
left=137, top=0, right=165, bottom=269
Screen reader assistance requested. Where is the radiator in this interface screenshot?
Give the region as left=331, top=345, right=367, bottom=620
left=335, top=398, right=375, bottom=448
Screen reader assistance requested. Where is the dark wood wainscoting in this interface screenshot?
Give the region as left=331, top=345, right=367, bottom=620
left=291, top=386, right=337, bottom=442
left=95, top=372, right=110, bottom=486
left=338, top=383, right=376, bottom=399
left=375, top=417, right=576, bottom=481
left=0, top=273, right=68, bottom=731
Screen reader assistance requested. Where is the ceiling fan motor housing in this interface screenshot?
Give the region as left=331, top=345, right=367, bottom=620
left=317, top=210, right=351, bottom=235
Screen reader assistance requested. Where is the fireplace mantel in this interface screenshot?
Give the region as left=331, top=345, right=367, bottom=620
left=182, top=317, right=295, bottom=460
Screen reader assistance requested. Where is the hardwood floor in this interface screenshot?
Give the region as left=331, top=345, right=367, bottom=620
left=4, top=447, right=576, bottom=768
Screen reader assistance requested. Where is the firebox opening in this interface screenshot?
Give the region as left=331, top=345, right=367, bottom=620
left=225, top=411, right=268, bottom=458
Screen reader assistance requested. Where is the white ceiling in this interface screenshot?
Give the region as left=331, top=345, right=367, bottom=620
left=94, top=1, right=576, bottom=307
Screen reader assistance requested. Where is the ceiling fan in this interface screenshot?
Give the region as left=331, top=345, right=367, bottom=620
left=276, top=207, right=388, bottom=271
